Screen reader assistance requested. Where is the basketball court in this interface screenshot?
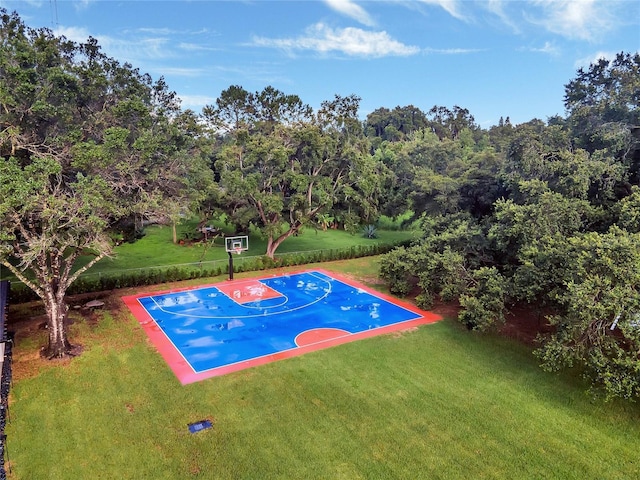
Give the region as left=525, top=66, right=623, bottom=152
left=122, top=269, right=441, bottom=384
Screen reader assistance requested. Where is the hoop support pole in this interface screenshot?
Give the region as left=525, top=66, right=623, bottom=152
left=228, top=251, right=234, bottom=280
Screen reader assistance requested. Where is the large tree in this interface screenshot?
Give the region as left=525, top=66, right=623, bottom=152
left=206, top=88, right=383, bottom=257
left=564, top=52, right=640, bottom=187
left=364, top=104, right=429, bottom=145
left=0, top=11, right=205, bottom=358
left=534, top=228, right=640, bottom=400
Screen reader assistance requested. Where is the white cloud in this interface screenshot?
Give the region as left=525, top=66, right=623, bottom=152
left=178, top=42, right=221, bottom=53
left=53, top=25, right=174, bottom=63
left=324, top=0, right=375, bottom=26
left=423, top=47, right=483, bottom=54
left=104, top=36, right=174, bottom=61
left=525, top=0, right=620, bottom=41
left=138, top=27, right=178, bottom=35
left=389, top=0, right=467, bottom=22
left=15, top=0, right=46, bottom=6
left=524, top=41, right=561, bottom=56
left=136, top=27, right=211, bottom=36
left=73, top=0, right=93, bottom=11
left=252, top=23, right=420, bottom=58
left=417, top=0, right=466, bottom=21
left=52, top=25, right=92, bottom=43
left=573, top=50, right=615, bottom=68
left=484, top=0, right=521, bottom=33
left=178, top=93, right=216, bottom=112
left=154, top=67, right=205, bottom=77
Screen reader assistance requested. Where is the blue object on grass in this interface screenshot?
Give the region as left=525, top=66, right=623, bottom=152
left=188, top=419, right=213, bottom=434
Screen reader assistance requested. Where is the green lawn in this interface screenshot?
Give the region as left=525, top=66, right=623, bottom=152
left=6, top=260, right=640, bottom=479
left=0, top=222, right=416, bottom=283
left=71, top=222, right=417, bottom=276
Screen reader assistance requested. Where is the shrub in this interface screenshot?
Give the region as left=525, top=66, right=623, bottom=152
left=362, top=225, right=378, bottom=239
left=379, top=247, right=415, bottom=296
left=7, top=240, right=409, bottom=303
left=458, top=267, right=507, bottom=331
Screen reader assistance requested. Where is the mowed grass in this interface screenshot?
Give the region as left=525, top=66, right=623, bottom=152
left=80, top=223, right=417, bottom=275
left=0, top=219, right=415, bottom=282
left=6, top=262, right=640, bottom=479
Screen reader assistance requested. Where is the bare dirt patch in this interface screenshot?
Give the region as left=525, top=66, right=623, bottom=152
left=430, top=299, right=462, bottom=319
left=401, top=294, right=553, bottom=347
left=356, top=275, right=387, bottom=286
left=390, top=326, right=420, bottom=338
left=6, top=290, right=130, bottom=381
left=499, top=305, right=554, bottom=346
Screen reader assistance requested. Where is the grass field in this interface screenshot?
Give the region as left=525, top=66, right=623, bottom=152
left=6, top=259, right=640, bottom=479
left=0, top=221, right=417, bottom=281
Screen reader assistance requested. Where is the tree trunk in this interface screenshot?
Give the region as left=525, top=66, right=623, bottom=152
left=266, top=227, right=299, bottom=259
left=172, top=221, right=178, bottom=244
left=3, top=249, right=107, bottom=360
left=41, top=285, right=74, bottom=358
left=265, top=237, right=279, bottom=259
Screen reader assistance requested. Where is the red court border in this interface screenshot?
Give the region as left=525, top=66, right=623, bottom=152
left=121, top=269, right=442, bottom=384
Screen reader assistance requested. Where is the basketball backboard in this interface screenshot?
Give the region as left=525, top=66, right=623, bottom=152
left=225, top=235, right=248, bottom=255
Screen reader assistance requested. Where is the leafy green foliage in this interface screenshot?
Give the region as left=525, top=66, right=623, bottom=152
left=616, top=186, right=640, bottom=232
left=564, top=52, right=640, bottom=188
left=458, top=267, right=507, bottom=331
left=534, top=228, right=640, bottom=400
left=364, top=104, right=429, bottom=143
left=0, top=11, right=210, bottom=357
left=206, top=88, right=384, bottom=257
left=378, top=52, right=640, bottom=399
left=362, top=224, right=378, bottom=239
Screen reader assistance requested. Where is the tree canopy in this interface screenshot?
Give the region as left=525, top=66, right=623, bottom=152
left=378, top=52, right=640, bottom=400
left=205, top=88, right=384, bottom=257
left=0, top=10, right=210, bottom=357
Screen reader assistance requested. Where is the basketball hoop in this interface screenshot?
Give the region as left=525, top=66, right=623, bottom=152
left=225, top=235, right=249, bottom=280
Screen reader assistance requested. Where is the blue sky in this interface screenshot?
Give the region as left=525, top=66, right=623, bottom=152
left=4, top=0, right=640, bottom=127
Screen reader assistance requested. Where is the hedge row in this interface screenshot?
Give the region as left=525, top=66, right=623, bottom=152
left=8, top=242, right=407, bottom=304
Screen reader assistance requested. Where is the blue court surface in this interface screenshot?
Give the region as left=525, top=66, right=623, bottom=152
left=123, top=269, right=441, bottom=383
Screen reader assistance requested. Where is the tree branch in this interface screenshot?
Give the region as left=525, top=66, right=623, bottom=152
left=0, top=260, right=45, bottom=299
left=66, top=251, right=108, bottom=287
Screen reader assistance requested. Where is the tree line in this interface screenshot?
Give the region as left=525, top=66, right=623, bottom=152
left=377, top=53, right=640, bottom=400
left=0, top=10, right=638, bottom=399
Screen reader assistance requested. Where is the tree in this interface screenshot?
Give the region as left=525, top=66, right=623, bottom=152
left=535, top=228, right=640, bottom=400
left=427, top=105, right=478, bottom=140
left=364, top=105, right=428, bottom=144
left=160, top=109, right=216, bottom=244
left=379, top=212, right=494, bottom=312
left=501, top=120, right=626, bottom=208
left=370, top=140, right=409, bottom=219
left=458, top=267, right=507, bottom=331
left=0, top=11, right=204, bottom=358
left=564, top=52, right=640, bottom=185
left=383, top=125, right=504, bottom=221
left=376, top=52, right=640, bottom=399
left=564, top=52, right=640, bottom=128
left=201, top=85, right=256, bottom=135
left=487, top=116, right=515, bottom=154
left=202, top=84, right=313, bottom=135
left=616, top=186, right=640, bottom=232
left=210, top=89, right=382, bottom=257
